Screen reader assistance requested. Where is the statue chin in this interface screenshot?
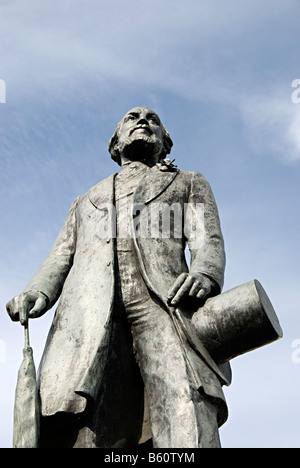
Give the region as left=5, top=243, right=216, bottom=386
left=121, top=136, right=163, bottom=162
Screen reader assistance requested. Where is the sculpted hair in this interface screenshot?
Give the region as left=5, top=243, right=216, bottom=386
left=108, top=119, right=173, bottom=166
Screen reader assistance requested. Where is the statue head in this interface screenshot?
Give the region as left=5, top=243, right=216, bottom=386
left=109, top=106, right=173, bottom=166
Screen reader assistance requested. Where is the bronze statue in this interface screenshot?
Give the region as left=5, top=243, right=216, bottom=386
left=7, top=107, right=282, bottom=448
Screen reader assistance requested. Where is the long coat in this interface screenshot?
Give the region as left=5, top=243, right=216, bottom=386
left=24, top=165, right=229, bottom=419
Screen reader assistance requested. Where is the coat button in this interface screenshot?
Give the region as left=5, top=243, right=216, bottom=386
left=107, top=261, right=111, bottom=267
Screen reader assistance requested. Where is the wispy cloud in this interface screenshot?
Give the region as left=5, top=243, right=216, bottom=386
left=238, top=91, right=300, bottom=162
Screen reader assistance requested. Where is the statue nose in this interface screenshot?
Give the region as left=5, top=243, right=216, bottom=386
left=137, top=117, right=149, bottom=126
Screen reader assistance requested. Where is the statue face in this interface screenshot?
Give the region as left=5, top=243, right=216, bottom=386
left=116, top=107, right=165, bottom=163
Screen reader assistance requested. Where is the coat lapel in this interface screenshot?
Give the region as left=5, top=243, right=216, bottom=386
left=133, top=165, right=179, bottom=206
left=88, top=173, right=117, bottom=208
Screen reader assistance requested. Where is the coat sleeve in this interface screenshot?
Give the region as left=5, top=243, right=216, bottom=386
left=23, top=196, right=80, bottom=310
left=185, top=171, right=225, bottom=293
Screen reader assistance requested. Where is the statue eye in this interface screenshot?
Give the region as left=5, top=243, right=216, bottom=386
left=124, top=114, right=137, bottom=122
left=149, top=116, right=159, bottom=125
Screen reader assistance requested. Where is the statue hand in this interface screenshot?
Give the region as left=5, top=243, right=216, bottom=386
left=167, top=272, right=212, bottom=307
left=6, top=291, right=48, bottom=326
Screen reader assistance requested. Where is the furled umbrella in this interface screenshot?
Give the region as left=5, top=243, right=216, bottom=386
left=13, top=319, right=40, bottom=448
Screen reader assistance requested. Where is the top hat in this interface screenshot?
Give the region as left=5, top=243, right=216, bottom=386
left=189, top=280, right=283, bottom=364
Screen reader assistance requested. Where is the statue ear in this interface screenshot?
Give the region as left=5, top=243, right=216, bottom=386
left=108, top=121, right=122, bottom=165
left=162, top=127, right=173, bottom=157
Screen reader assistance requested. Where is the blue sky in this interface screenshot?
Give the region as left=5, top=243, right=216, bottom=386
left=0, top=0, right=299, bottom=448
